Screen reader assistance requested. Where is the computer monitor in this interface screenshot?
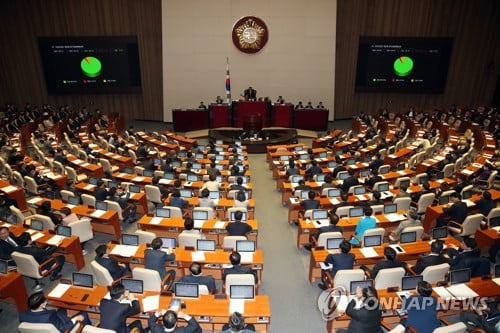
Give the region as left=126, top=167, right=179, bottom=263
left=6, top=214, right=17, bottom=225
left=439, top=195, right=450, bottom=205
left=400, top=231, right=417, bottom=244
left=291, top=175, right=304, bottom=183
left=196, top=239, right=216, bottom=251
left=129, top=185, right=141, bottom=193
left=235, top=141, right=242, bottom=146
left=384, top=204, right=397, bottom=214
left=360, top=170, right=371, bottom=178
left=401, top=275, right=423, bottom=291
left=178, top=151, right=187, bottom=157
left=174, top=282, right=199, bottom=298
left=236, top=240, right=256, bottom=252
left=431, top=227, right=448, bottom=240
left=122, top=279, right=144, bottom=294
left=339, top=173, right=349, bottom=180
left=316, top=174, right=326, bottom=182
left=89, top=177, right=99, bottom=185
left=209, top=191, right=220, bottom=200
left=350, top=280, right=374, bottom=294
left=123, top=167, right=134, bottom=174
left=215, top=164, right=224, bottom=170
left=230, top=211, right=247, bottom=221
left=294, top=146, right=303, bottom=151
left=230, top=285, right=255, bottom=300
left=312, top=210, right=328, bottom=220
left=328, top=189, right=341, bottom=197
left=299, top=191, right=309, bottom=200
left=319, top=152, right=327, bottom=158
left=399, top=179, right=410, bottom=189
left=379, top=166, right=390, bottom=175
left=180, top=189, right=192, bottom=198
left=160, top=237, right=176, bottom=249
left=143, top=170, right=153, bottom=177
left=494, top=264, right=500, bottom=278
left=187, top=175, right=199, bottom=182
left=299, top=154, right=308, bottom=160
left=215, top=147, right=224, bottom=152
left=378, top=183, right=390, bottom=192
left=122, top=234, right=139, bottom=246
left=195, top=153, right=204, bottom=159
left=108, top=181, right=118, bottom=189
left=449, top=268, right=471, bottom=285
left=462, top=190, right=472, bottom=200
left=349, top=207, right=364, bottom=218
left=72, top=272, right=93, bottom=288
left=326, top=238, right=344, bottom=250
left=436, top=171, right=444, bottom=179
left=397, top=163, right=406, bottom=171
left=193, top=210, right=208, bottom=221
left=153, top=158, right=162, bottom=166
left=491, top=216, right=500, bottom=228
left=68, top=196, right=80, bottom=205
left=328, top=161, right=337, bottom=168
left=336, top=150, right=344, bottom=156
left=30, top=219, right=44, bottom=231
left=0, top=260, right=8, bottom=274
left=156, top=208, right=170, bottom=218
left=280, top=155, right=290, bottom=161
left=163, top=173, right=175, bottom=180
left=345, top=159, right=355, bottom=166
left=192, top=163, right=202, bottom=170
left=171, top=161, right=181, bottom=168
left=57, top=225, right=71, bottom=237
left=95, top=201, right=108, bottom=211
left=363, top=235, right=382, bottom=247
left=354, top=186, right=366, bottom=195
left=418, top=176, right=429, bottom=185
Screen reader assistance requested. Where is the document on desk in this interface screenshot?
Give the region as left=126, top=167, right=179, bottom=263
left=30, top=232, right=45, bottom=241
left=446, top=284, right=479, bottom=299
left=72, top=159, right=83, bottom=165
left=385, top=214, right=406, bottom=222
left=48, top=283, right=71, bottom=298
left=240, top=252, right=254, bottom=263
left=289, top=198, right=299, bottom=205
left=132, top=176, right=145, bottom=182
left=229, top=299, right=245, bottom=314
left=462, top=169, right=474, bottom=175
left=142, top=295, right=160, bottom=312
left=360, top=247, right=378, bottom=258
left=319, top=262, right=333, bottom=270
left=149, top=217, right=163, bottom=225
left=433, top=286, right=454, bottom=299
left=462, top=200, right=475, bottom=207
left=117, top=173, right=127, bottom=178
left=1, top=185, right=18, bottom=193
left=493, top=278, right=500, bottom=286
left=397, top=170, right=407, bottom=176
left=65, top=204, right=76, bottom=209
left=46, top=235, right=65, bottom=245
left=110, top=245, right=139, bottom=257
left=191, top=251, right=206, bottom=261
left=84, top=184, right=95, bottom=190
left=28, top=197, right=44, bottom=204
left=91, top=210, right=107, bottom=218
left=214, top=221, right=226, bottom=229
left=81, top=163, right=90, bottom=167
left=194, top=220, right=205, bottom=228
left=158, top=179, right=171, bottom=185
left=329, top=198, right=340, bottom=205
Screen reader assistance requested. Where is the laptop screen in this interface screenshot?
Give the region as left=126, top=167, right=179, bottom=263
left=397, top=163, right=406, bottom=171
left=436, top=171, right=444, bottom=179
left=402, top=275, right=423, bottom=291
left=328, top=161, right=337, bottom=168
left=196, top=239, right=216, bottom=251
left=180, top=190, right=192, bottom=198
left=178, top=151, right=187, bottom=157
left=349, top=207, right=364, bottom=218
left=280, top=155, right=290, bottom=161
left=300, top=191, right=309, bottom=200
left=164, top=173, right=175, bottom=180
left=0, top=260, right=8, bottom=274
left=171, top=161, right=181, bottom=168
left=450, top=269, right=471, bottom=285
left=230, top=285, right=255, bottom=300
left=153, top=158, right=162, bottom=166
left=72, top=272, right=93, bottom=288
left=384, top=204, right=397, bottom=214
left=30, top=219, right=44, bottom=231
left=160, top=237, right=176, bottom=249
left=89, top=177, right=99, bottom=185
left=378, top=183, right=390, bottom=192
left=328, top=189, right=341, bottom=197
left=108, top=181, right=118, bottom=189
left=339, top=173, right=349, bottom=180
left=192, top=163, right=202, bottom=170
left=326, top=238, right=344, bottom=250
left=291, top=176, right=304, bottom=183
left=209, top=191, right=220, bottom=200
left=319, top=152, right=327, bottom=158
left=193, top=210, right=208, bottom=220
left=187, top=175, right=199, bottom=182
left=346, top=159, right=356, bottom=166
left=143, top=170, right=153, bottom=177
left=354, top=186, right=366, bottom=195
left=215, top=147, right=224, bottom=152
left=195, top=153, right=205, bottom=159
left=68, top=196, right=80, bottom=205
left=122, top=234, right=139, bottom=246
left=312, top=210, right=328, bottom=220
left=129, top=185, right=141, bottom=193
left=57, top=225, right=71, bottom=237
left=400, top=231, right=417, bottom=244
left=156, top=208, right=170, bottom=218
left=95, top=201, right=108, bottom=211
left=215, top=164, right=224, bottom=170
left=336, top=150, right=343, bottom=156
left=439, top=195, right=450, bottom=205
left=230, top=211, right=247, bottom=221
left=431, top=227, right=448, bottom=240
left=462, top=190, right=472, bottom=200
left=316, top=174, right=326, bottom=182
left=363, top=235, right=382, bottom=247
left=174, top=282, right=199, bottom=298
left=418, top=176, right=429, bottom=185
left=299, top=154, right=308, bottom=160
left=350, top=280, right=374, bottom=294
left=360, top=170, right=370, bottom=178
left=122, top=279, right=144, bottom=294
left=379, top=166, right=390, bottom=175
left=495, top=264, right=500, bottom=278
left=123, top=167, right=134, bottom=174
left=399, top=179, right=410, bottom=189
left=215, top=155, right=224, bottom=161
left=236, top=240, right=256, bottom=252
left=490, top=216, right=500, bottom=228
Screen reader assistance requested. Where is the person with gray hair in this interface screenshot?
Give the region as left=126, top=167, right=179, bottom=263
left=222, top=312, right=255, bottom=332
left=392, top=209, right=422, bottom=237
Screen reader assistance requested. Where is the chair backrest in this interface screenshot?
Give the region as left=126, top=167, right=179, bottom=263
left=134, top=230, right=156, bottom=244
left=432, top=322, right=466, bottom=333
left=90, top=260, right=114, bottom=286
left=164, top=206, right=183, bottom=217
left=393, top=197, right=411, bottom=212
left=487, top=170, right=498, bottom=188
left=99, top=158, right=112, bottom=173
left=348, top=185, right=364, bottom=194
left=193, top=207, right=215, bottom=219
left=178, top=233, right=203, bottom=248
left=422, top=263, right=449, bottom=284
left=132, top=267, right=162, bottom=292
left=60, top=189, right=76, bottom=202
left=18, top=322, right=60, bottom=333
left=68, top=219, right=94, bottom=243
left=65, top=166, right=78, bottom=183
left=335, top=206, right=354, bottom=218
left=361, top=228, right=385, bottom=247
left=53, top=161, right=65, bottom=174
left=370, top=205, right=384, bottom=215
left=81, top=325, right=117, bottom=333
left=417, top=193, right=435, bottom=214
left=13, top=171, right=24, bottom=187
left=199, top=284, right=210, bottom=295
left=24, top=176, right=38, bottom=194
left=145, top=185, right=162, bottom=204
left=317, top=232, right=343, bottom=248
left=460, top=185, right=473, bottom=198
left=227, top=207, right=247, bottom=219
left=334, top=269, right=365, bottom=290
left=457, top=213, right=483, bottom=237
left=487, top=207, right=500, bottom=224
left=373, top=181, right=389, bottom=192
left=12, top=252, right=43, bottom=279
left=31, top=214, right=55, bottom=231
left=105, top=200, right=123, bottom=220
left=10, top=205, right=26, bottom=223
left=225, top=274, right=255, bottom=296
left=374, top=267, right=405, bottom=289
left=223, top=236, right=247, bottom=249
left=442, top=164, right=454, bottom=178
left=81, top=194, right=96, bottom=208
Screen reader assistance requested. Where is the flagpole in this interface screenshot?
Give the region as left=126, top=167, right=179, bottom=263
left=225, top=57, right=231, bottom=104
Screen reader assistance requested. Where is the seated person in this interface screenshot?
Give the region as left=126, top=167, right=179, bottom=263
left=107, top=187, right=137, bottom=223
left=335, top=286, right=382, bottom=333
left=233, top=190, right=249, bottom=208
left=306, top=160, right=322, bottom=176
left=201, top=174, right=220, bottom=191
left=99, top=283, right=144, bottom=333
left=411, top=240, right=450, bottom=274
left=226, top=211, right=252, bottom=236
left=307, top=213, right=342, bottom=250
left=152, top=176, right=170, bottom=199
left=473, top=165, right=492, bottom=186
left=39, top=200, right=62, bottom=226
left=331, top=192, right=351, bottom=214
left=350, top=207, right=376, bottom=245
left=230, top=163, right=246, bottom=177
left=144, top=237, right=176, bottom=280
left=286, top=160, right=300, bottom=177
left=180, top=218, right=206, bottom=239
left=222, top=251, right=258, bottom=284
left=389, top=209, right=421, bottom=238
left=15, top=232, right=65, bottom=281
left=93, top=180, right=109, bottom=201
left=361, top=190, right=383, bottom=207
left=300, top=190, right=320, bottom=211
left=0, top=226, right=19, bottom=264
left=362, top=247, right=406, bottom=279
left=206, top=162, right=221, bottom=177
left=436, top=192, right=467, bottom=228
left=474, top=191, right=494, bottom=217
left=401, top=281, right=440, bottom=332
left=222, top=312, right=255, bottom=333
left=365, top=170, right=383, bottom=189
left=446, top=237, right=480, bottom=270
left=410, top=181, right=431, bottom=204
left=148, top=310, right=201, bottom=333
left=369, top=153, right=384, bottom=172
left=19, top=292, right=91, bottom=331
left=169, top=189, right=189, bottom=210
left=179, top=262, right=216, bottom=294
left=95, top=244, right=131, bottom=280
left=341, top=169, right=359, bottom=193
left=394, top=184, right=410, bottom=199
left=59, top=207, right=79, bottom=226
left=229, top=177, right=247, bottom=191
left=321, top=240, right=354, bottom=289
left=198, top=188, right=215, bottom=209
left=293, top=179, right=312, bottom=194
left=321, top=174, right=337, bottom=190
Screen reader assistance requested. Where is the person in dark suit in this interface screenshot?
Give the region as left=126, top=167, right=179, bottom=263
left=321, top=174, right=337, bottom=190
left=144, top=237, right=176, bottom=280
left=0, top=226, right=19, bottom=263
left=222, top=251, right=258, bottom=284
left=15, top=232, right=65, bottom=281
left=306, top=160, right=322, bottom=176
left=368, top=153, right=384, bottom=172
left=99, top=283, right=144, bottom=333
left=412, top=240, right=450, bottom=274
left=410, top=181, right=432, bottom=205
left=95, top=244, right=131, bottom=280
left=222, top=312, right=255, bottom=332
left=446, top=237, right=480, bottom=270
left=294, top=179, right=312, bottom=194
left=361, top=190, right=383, bottom=207
left=300, top=190, right=320, bottom=211
left=39, top=200, right=61, bottom=226
left=335, top=286, right=382, bottom=333
left=332, top=159, right=347, bottom=178
left=148, top=310, right=201, bottom=333
left=331, top=192, right=352, bottom=215
left=19, top=292, right=91, bottom=330
left=179, top=262, right=216, bottom=294
left=229, top=177, right=247, bottom=191
left=226, top=211, right=252, bottom=236
left=93, top=180, right=109, bottom=202
left=215, top=96, right=224, bottom=104
left=320, top=240, right=354, bottom=289
left=436, top=192, right=468, bottom=228
left=306, top=213, right=343, bottom=251
left=474, top=191, right=494, bottom=216
left=364, top=170, right=382, bottom=190
left=341, top=169, right=359, bottom=193
left=243, top=87, right=257, bottom=101
left=401, top=281, right=440, bottom=332
left=362, top=247, right=407, bottom=279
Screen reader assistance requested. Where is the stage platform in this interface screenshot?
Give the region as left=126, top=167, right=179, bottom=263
left=208, top=128, right=298, bottom=153
left=184, top=127, right=317, bottom=140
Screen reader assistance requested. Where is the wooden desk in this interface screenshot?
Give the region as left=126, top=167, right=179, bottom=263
left=66, top=154, right=104, bottom=178
left=312, top=130, right=343, bottom=148
left=474, top=228, right=500, bottom=252
left=0, top=272, right=29, bottom=312
left=0, top=179, right=28, bottom=211
left=294, top=109, right=329, bottom=131
left=163, top=131, right=196, bottom=150
left=87, top=144, right=134, bottom=169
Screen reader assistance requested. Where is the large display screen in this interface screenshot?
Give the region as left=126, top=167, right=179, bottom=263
left=355, top=37, right=453, bottom=93
left=38, top=36, right=141, bottom=94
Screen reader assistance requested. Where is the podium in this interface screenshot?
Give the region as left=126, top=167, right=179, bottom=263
left=272, top=104, right=293, bottom=127
left=209, top=104, right=231, bottom=128
left=172, top=109, right=209, bottom=132
left=232, top=101, right=269, bottom=128
left=294, top=109, right=329, bottom=131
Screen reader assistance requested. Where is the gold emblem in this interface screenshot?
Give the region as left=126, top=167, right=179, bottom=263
left=232, top=16, right=268, bottom=53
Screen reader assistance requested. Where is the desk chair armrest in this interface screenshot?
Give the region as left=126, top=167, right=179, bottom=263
left=38, top=256, right=59, bottom=276
left=112, top=274, right=132, bottom=286
left=470, top=329, right=488, bottom=333
left=65, top=320, right=84, bottom=333
left=447, top=220, right=461, bottom=228
left=162, top=271, right=175, bottom=292
left=387, top=231, right=399, bottom=243
left=322, top=270, right=334, bottom=289
left=381, top=321, right=417, bottom=332
left=351, top=234, right=361, bottom=245
left=310, top=234, right=319, bottom=248
left=405, top=265, right=417, bottom=276
left=411, top=201, right=418, bottom=206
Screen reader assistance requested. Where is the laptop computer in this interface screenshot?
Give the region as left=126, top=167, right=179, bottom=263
left=180, top=189, right=192, bottom=198
left=291, top=175, right=304, bottom=183
left=363, top=235, right=382, bottom=247
left=209, top=191, right=220, bottom=200
left=72, top=272, right=94, bottom=288
left=0, top=260, right=8, bottom=275
left=312, top=210, right=328, bottom=221
left=462, top=190, right=472, bottom=200
left=187, top=175, right=199, bottom=182
left=299, top=191, right=309, bottom=200
left=353, top=186, right=366, bottom=195
left=230, top=211, right=247, bottom=221
left=230, top=285, right=255, bottom=300
left=494, top=264, right=500, bottom=278
left=57, top=225, right=72, bottom=237
left=68, top=196, right=80, bottom=206
left=339, top=173, right=349, bottom=180
left=236, top=240, right=256, bottom=252
left=360, top=170, right=371, bottom=178
left=30, top=219, right=44, bottom=231
left=196, top=239, right=216, bottom=251
left=122, top=234, right=139, bottom=246
left=346, top=159, right=356, bottom=166
left=143, top=170, right=153, bottom=177
left=449, top=268, right=471, bottom=285
left=174, top=282, right=199, bottom=298
left=129, top=185, right=141, bottom=193
left=418, top=176, right=429, bottom=185
left=95, top=201, right=108, bottom=211
left=328, top=189, right=341, bottom=197
left=160, top=237, right=176, bottom=249
left=163, top=173, right=175, bottom=180
left=89, top=177, right=99, bottom=185
left=349, top=207, right=364, bottom=218
left=193, top=210, right=208, bottom=221
left=108, top=181, right=118, bottom=189
left=379, top=166, right=390, bottom=175
left=398, top=179, right=410, bottom=189
left=397, top=163, right=406, bottom=171
left=439, top=195, right=450, bottom=205
left=384, top=204, right=397, bottom=214
left=122, top=278, right=144, bottom=294
left=401, top=275, right=423, bottom=291
left=400, top=231, right=417, bottom=244
left=350, top=280, right=374, bottom=294
left=316, top=174, right=326, bottom=182
left=156, top=208, right=171, bottom=218
left=326, top=238, right=344, bottom=250
left=431, top=227, right=448, bottom=240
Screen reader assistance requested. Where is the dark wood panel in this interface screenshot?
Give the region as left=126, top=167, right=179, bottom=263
left=0, top=0, right=162, bottom=121
left=335, top=0, right=500, bottom=119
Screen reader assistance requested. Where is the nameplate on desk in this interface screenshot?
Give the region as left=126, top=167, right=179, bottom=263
left=1, top=185, right=18, bottom=193
left=132, top=176, right=145, bottom=182
left=240, top=252, right=254, bottom=263
left=191, top=251, right=206, bottom=261
left=84, top=184, right=95, bottom=190
left=385, top=214, right=406, bottom=222
left=27, top=197, right=44, bottom=204
left=91, top=210, right=107, bottom=218
left=142, top=295, right=160, bottom=312
left=462, top=169, right=474, bottom=175
left=214, top=221, right=226, bottom=229
left=150, top=217, right=163, bottom=225
left=30, top=232, right=45, bottom=242
left=110, top=245, right=139, bottom=257
left=48, top=283, right=71, bottom=298
left=229, top=299, right=245, bottom=315
left=158, top=179, right=171, bottom=185
left=46, top=235, right=66, bottom=245
left=289, top=198, right=299, bottom=205
left=117, top=173, right=127, bottom=178
left=397, top=170, right=407, bottom=176
left=359, top=247, right=378, bottom=258
left=493, top=278, right=500, bottom=286
left=446, top=284, right=479, bottom=299
left=432, top=286, right=454, bottom=299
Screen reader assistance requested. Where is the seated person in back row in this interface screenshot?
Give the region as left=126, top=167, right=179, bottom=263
left=389, top=209, right=421, bottom=238
left=362, top=246, right=407, bottom=279
left=222, top=251, right=258, bottom=284
left=411, top=240, right=450, bottom=274
left=198, top=188, right=215, bottom=209
left=436, top=192, right=467, bottom=228
left=95, top=244, right=131, bottom=280
left=222, top=312, right=255, bottom=333
left=180, top=262, right=216, bottom=294
left=149, top=310, right=201, bottom=333
left=180, top=218, right=206, bottom=239
left=201, top=174, right=220, bottom=192
left=230, top=177, right=247, bottom=191
left=226, top=210, right=252, bottom=236
left=320, top=240, right=354, bottom=289
left=300, top=191, right=320, bottom=211
left=305, top=213, right=342, bottom=250
left=233, top=191, right=249, bottom=208
left=350, top=207, right=376, bottom=245
left=169, top=189, right=189, bottom=210
left=144, top=237, right=176, bottom=281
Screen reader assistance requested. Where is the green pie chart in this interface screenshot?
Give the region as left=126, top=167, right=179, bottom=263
left=393, top=56, right=414, bottom=77
left=80, top=56, right=102, bottom=78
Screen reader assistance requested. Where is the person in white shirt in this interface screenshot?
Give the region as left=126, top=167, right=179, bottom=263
left=233, top=191, right=249, bottom=208
left=201, top=174, right=220, bottom=192
left=179, top=218, right=206, bottom=239
left=198, top=188, right=215, bottom=209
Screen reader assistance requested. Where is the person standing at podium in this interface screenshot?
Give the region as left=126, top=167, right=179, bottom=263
left=215, top=96, right=224, bottom=104
left=244, top=86, right=257, bottom=101
left=198, top=102, right=207, bottom=110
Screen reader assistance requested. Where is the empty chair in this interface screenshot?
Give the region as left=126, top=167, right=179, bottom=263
left=145, top=185, right=162, bottom=207
left=134, top=230, right=156, bottom=244
left=400, top=226, right=424, bottom=240
left=377, top=165, right=391, bottom=175
left=17, top=322, right=71, bottom=333
left=333, top=269, right=365, bottom=290
left=24, top=176, right=40, bottom=195
left=348, top=185, right=364, bottom=194
left=68, top=218, right=94, bottom=245
left=477, top=170, right=498, bottom=189
left=432, top=322, right=466, bottom=333
left=65, top=166, right=88, bottom=183
left=314, top=231, right=343, bottom=248
left=99, top=158, right=120, bottom=173
left=370, top=205, right=384, bottom=215
left=132, top=267, right=168, bottom=292
left=105, top=200, right=123, bottom=220
left=459, top=185, right=473, bottom=198
left=12, top=252, right=59, bottom=291
left=447, top=213, right=483, bottom=238
left=81, top=194, right=96, bottom=208
left=374, top=267, right=405, bottom=289
left=90, top=260, right=114, bottom=286
left=10, top=205, right=30, bottom=224
left=486, top=207, right=500, bottom=225
left=393, top=197, right=411, bottom=212
left=373, top=181, right=390, bottom=193
left=335, top=205, right=354, bottom=218
left=162, top=206, right=183, bottom=218
left=134, top=166, right=145, bottom=175
left=415, top=193, right=435, bottom=215
left=12, top=171, right=24, bottom=187
left=60, top=189, right=76, bottom=202
left=178, top=233, right=203, bottom=248
left=30, top=214, right=55, bottom=231
left=53, top=161, right=66, bottom=175
left=360, top=228, right=385, bottom=247
left=422, top=263, right=449, bottom=284
left=225, top=274, right=256, bottom=295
